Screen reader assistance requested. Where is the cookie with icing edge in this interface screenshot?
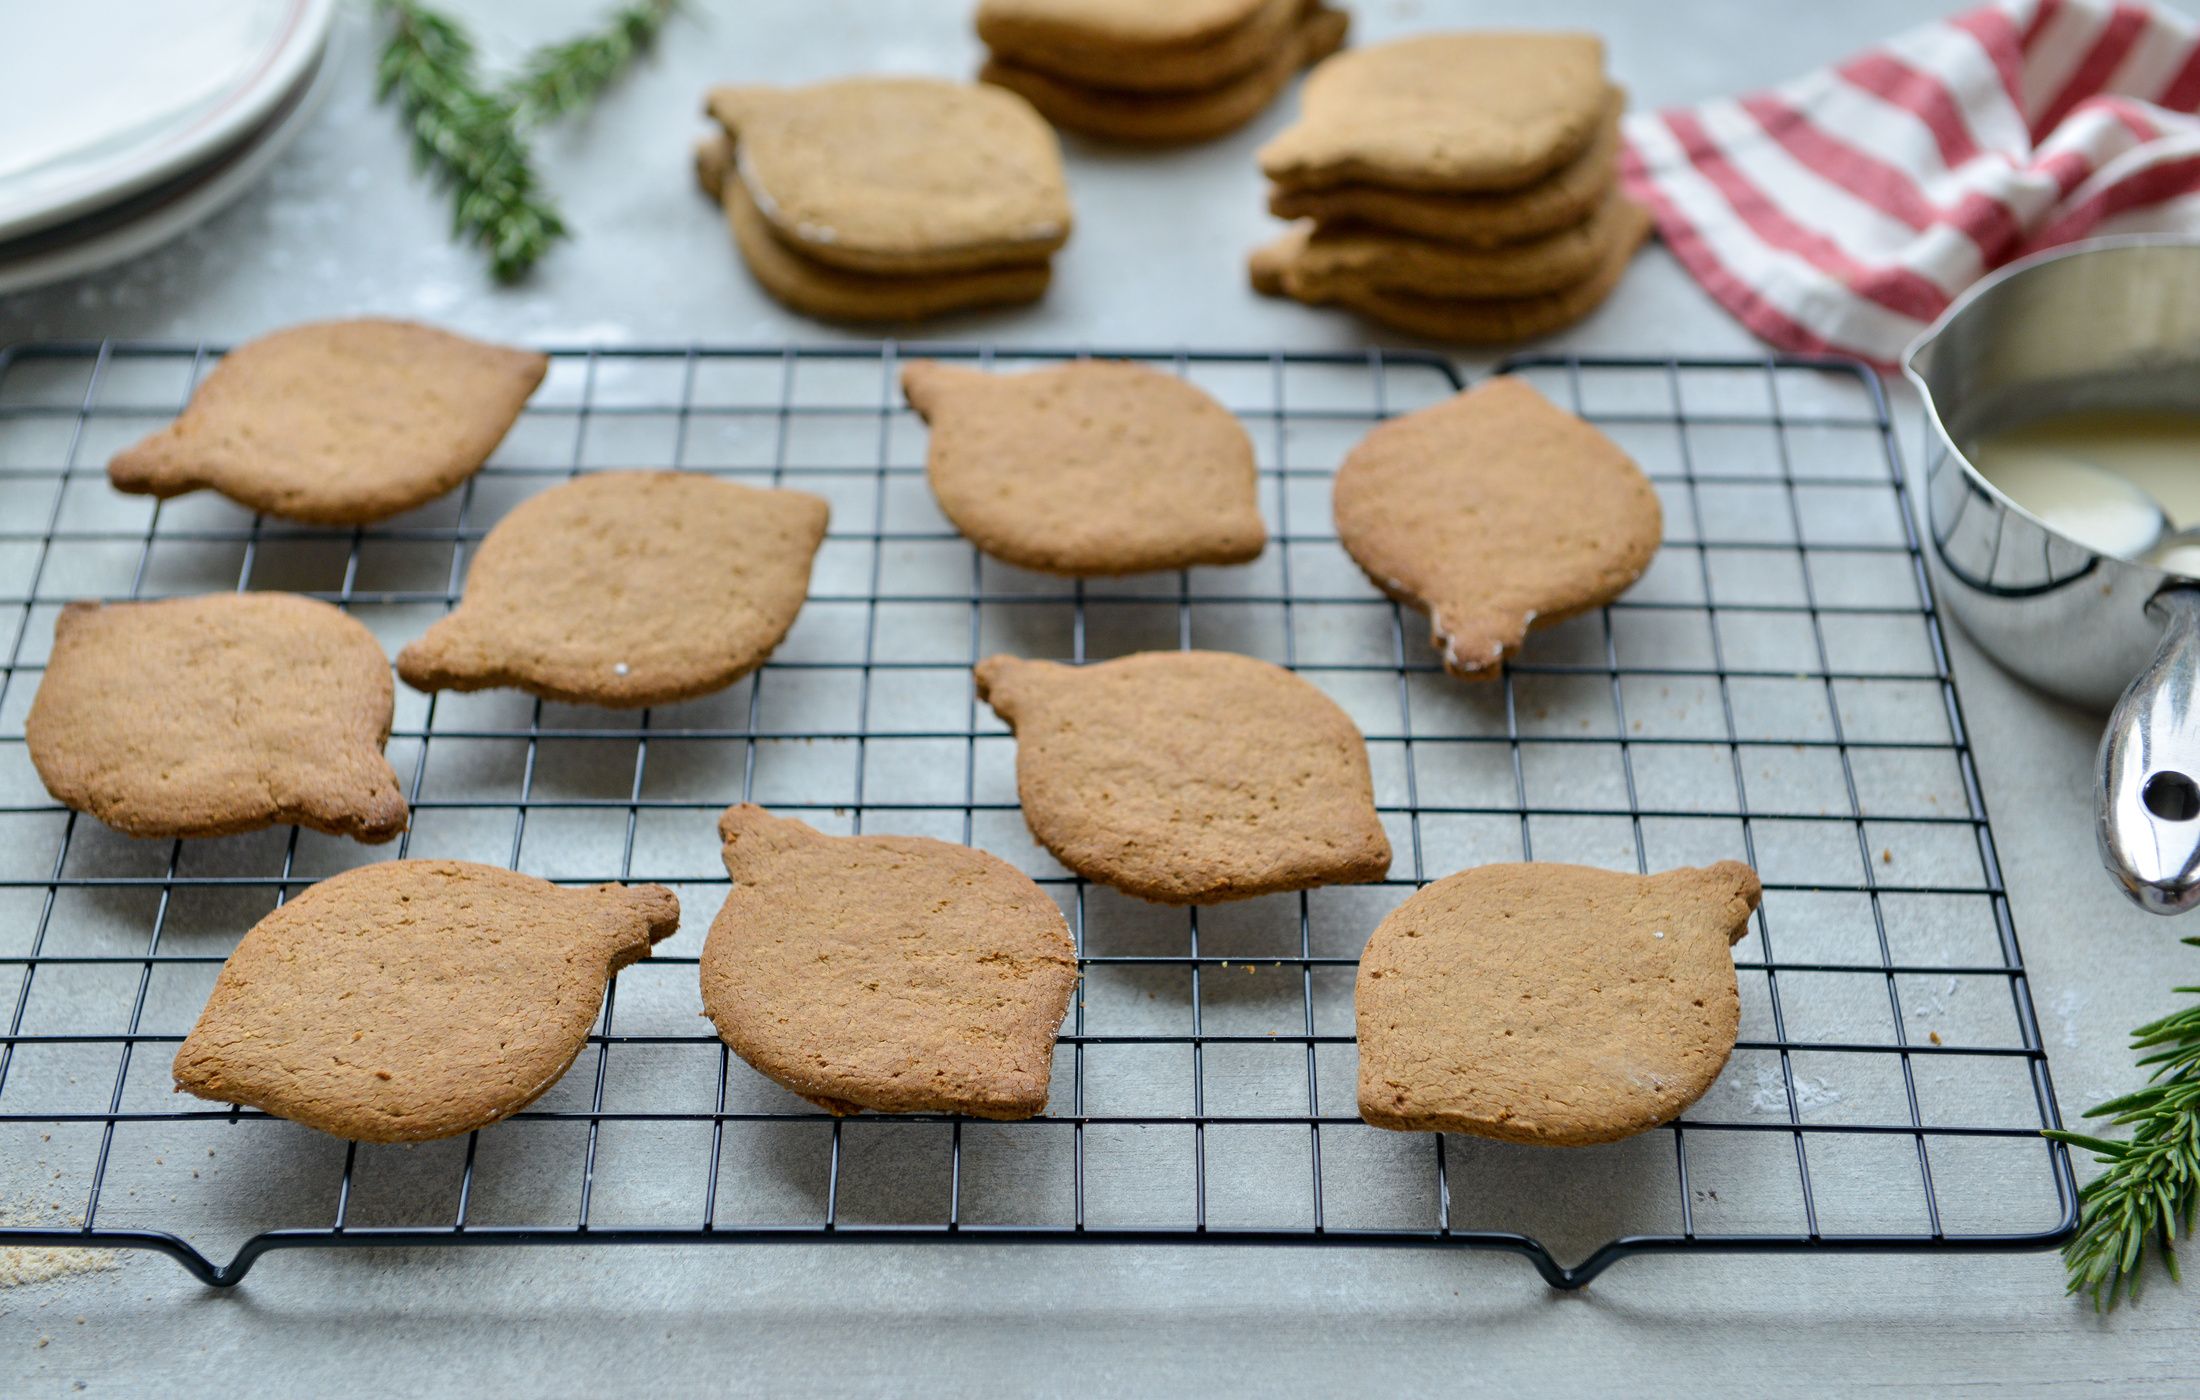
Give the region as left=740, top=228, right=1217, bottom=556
left=700, top=143, right=1054, bottom=323
left=704, top=77, right=1070, bottom=277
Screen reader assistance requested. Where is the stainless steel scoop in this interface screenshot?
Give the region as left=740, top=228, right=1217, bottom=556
left=1906, top=236, right=2200, bottom=914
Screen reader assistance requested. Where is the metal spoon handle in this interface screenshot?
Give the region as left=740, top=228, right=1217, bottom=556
left=2100, top=586, right=2200, bottom=913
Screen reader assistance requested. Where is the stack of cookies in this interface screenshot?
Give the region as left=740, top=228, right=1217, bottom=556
left=975, top=0, right=1349, bottom=146
left=1249, top=32, right=1648, bottom=342
left=694, top=77, right=1073, bottom=323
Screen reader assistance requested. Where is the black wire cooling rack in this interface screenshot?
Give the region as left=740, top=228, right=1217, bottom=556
left=0, top=341, right=2075, bottom=1290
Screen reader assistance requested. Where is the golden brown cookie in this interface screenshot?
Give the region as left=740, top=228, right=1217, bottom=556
left=1259, top=189, right=1641, bottom=298
left=705, top=77, right=1070, bottom=277
left=981, top=6, right=1347, bottom=146
left=902, top=359, right=1265, bottom=575
left=1332, top=377, right=1660, bottom=678
left=1356, top=861, right=1762, bottom=1145
left=173, top=861, right=679, bottom=1142
left=982, top=0, right=1306, bottom=94
left=107, top=319, right=546, bottom=525
left=1250, top=199, right=1650, bottom=343
left=701, top=805, right=1078, bottom=1118
left=1259, top=32, right=1609, bottom=193
left=396, top=471, right=828, bottom=708
left=975, top=651, right=1390, bottom=904
left=702, top=149, right=1054, bottom=323
left=977, top=0, right=1277, bottom=54
left=25, top=594, right=406, bottom=842
left=1268, top=88, right=1625, bottom=246
left=694, top=126, right=736, bottom=202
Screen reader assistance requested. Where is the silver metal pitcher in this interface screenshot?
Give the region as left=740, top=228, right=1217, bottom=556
left=1907, top=236, right=2200, bottom=914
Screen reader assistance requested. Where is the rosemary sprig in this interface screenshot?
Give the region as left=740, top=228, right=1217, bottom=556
left=505, top=0, right=682, bottom=127
left=375, top=0, right=564, bottom=282
left=2047, top=936, right=2200, bottom=1309
left=374, top=0, right=682, bottom=281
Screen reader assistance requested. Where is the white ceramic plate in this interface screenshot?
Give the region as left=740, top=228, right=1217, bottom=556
left=0, top=28, right=339, bottom=298
left=0, top=0, right=338, bottom=243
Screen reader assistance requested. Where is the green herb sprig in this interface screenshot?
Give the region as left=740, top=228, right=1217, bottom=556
left=374, top=0, right=680, bottom=282
left=2047, top=937, right=2200, bottom=1309
left=506, top=0, right=681, bottom=127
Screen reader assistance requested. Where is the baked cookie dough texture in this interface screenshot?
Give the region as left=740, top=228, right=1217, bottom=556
left=27, top=593, right=407, bottom=843
left=701, top=805, right=1078, bottom=1119
left=902, top=358, right=1265, bottom=576
left=173, top=862, right=679, bottom=1143
left=1251, top=34, right=1646, bottom=341
left=397, top=471, right=829, bottom=708
left=694, top=78, right=1071, bottom=322
left=976, top=650, right=1391, bottom=904
left=1356, top=860, right=1763, bottom=1145
left=108, top=318, right=544, bottom=524
left=1332, top=376, right=1662, bottom=679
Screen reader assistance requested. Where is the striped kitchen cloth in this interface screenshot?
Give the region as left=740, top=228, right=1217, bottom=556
left=1620, top=0, right=2200, bottom=366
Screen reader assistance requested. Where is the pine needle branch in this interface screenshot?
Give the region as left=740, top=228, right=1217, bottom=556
left=374, top=0, right=565, bottom=282
left=2047, top=935, right=2200, bottom=1309
left=505, top=0, right=683, bottom=127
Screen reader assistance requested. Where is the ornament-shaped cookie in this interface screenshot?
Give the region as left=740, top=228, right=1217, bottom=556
left=26, top=594, right=407, bottom=842
left=173, top=861, right=679, bottom=1142
left=975, top=651, right=1390, bottom=903
left=1356, top=861, right=1761, bottom=1145
left=396, top=472, right=829, bottom=708
left=701, top=805, right=1078, bottom=1119
left=108, top=319, right=546, bottom=525
left=902, top=360, right=1265, bottom=575
left=1332, top=377, right=1660, bottom=678
left=705, top=78, right=1071, bottom=277
left=1268, top=87, right=1626, bottom=246
left=1258, top=32, right=1610, bottom=192
left=977, top=0, right=1302, bottom=93
left=1258, top=190, right=1644, bottom=300
left=979, top=6, right=1349, bottom=146
left=977, top=0, right=1278, bottom=56
left=1248, top=200, right=1651, bottom=344
left=697, top=140, right=1058, bottom=323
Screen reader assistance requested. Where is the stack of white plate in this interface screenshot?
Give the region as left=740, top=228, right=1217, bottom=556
left=0, top=0, right=340, bottom=296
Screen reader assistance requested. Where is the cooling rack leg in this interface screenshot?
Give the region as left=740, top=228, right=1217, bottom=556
left=0, top=1231, right=239, bottom=1287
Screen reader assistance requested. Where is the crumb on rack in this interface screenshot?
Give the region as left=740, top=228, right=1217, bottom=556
left=0, top=1202, right=115, bottom=1290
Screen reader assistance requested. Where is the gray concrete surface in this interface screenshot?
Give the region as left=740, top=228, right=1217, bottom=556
left=3, top=1, right=2196, bottom=1395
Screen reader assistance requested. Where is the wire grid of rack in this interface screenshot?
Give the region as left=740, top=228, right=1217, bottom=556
left=0, top=341, right=2074, bottom=1290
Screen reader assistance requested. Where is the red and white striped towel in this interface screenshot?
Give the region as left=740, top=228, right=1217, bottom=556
left=1620, top=0, right=2200, bottom=366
